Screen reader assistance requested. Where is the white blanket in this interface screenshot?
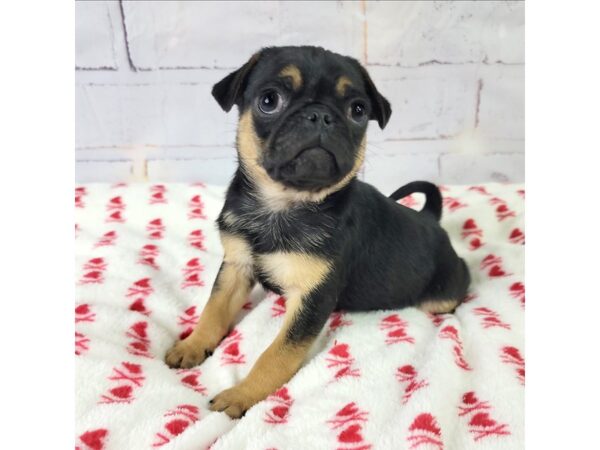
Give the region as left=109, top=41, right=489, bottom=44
left=75, top=182, right=524, bottom=450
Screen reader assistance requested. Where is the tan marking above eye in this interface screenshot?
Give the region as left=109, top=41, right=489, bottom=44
left=279, top=65, right=303, bottom=90
left=336, top=76, right=353, bottom=96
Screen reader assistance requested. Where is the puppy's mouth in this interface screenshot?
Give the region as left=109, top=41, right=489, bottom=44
left=264, top=146, right=340, bottom=190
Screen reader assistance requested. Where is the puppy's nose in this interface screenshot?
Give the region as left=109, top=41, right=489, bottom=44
left=303, top=106, right=333, bottom=127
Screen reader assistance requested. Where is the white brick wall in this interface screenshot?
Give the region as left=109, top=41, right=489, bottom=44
left=75, top=1, right=524, bottom=192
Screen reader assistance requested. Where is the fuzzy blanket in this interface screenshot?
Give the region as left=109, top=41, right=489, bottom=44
left=75, top=182, right=524, bottom=450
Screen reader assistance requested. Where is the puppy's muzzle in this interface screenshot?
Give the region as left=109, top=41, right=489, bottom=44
left=265, top=147, right=337, bottom=188
left=262, top=104, right=346, bottom=190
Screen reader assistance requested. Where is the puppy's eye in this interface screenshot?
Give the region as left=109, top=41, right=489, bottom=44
left=258, top=90, right=283, bottom=115
left=349, top=101, right=367, bottom=123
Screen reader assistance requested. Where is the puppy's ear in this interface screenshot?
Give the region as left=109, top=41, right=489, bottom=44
left=212, top=52, right=262, bottom=112
left=355, top=63, right=392, bottom=129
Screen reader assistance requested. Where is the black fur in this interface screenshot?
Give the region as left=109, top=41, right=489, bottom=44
left=219, top=172, right=470, bottom=316
left=213, top=46, right=470, bottom=343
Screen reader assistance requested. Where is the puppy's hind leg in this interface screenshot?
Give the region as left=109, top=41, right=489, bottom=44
left=418, top=298, right=461, bottom=315
left=165, top=232, right=254, bottom=369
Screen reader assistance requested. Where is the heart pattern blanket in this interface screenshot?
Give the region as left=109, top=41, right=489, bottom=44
left=75, top=182, right=524, bottom=450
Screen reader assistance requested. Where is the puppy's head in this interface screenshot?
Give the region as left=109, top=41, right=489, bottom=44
left=212, top=46, right=391, bottom=200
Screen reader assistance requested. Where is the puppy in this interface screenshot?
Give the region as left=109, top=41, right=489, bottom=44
left=166, top=46, right=470, bottom=418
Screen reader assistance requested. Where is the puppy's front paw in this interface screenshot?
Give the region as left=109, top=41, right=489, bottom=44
left=165, top=339, right=212, bottom=369
left=209, top=385, right=258, bottom=419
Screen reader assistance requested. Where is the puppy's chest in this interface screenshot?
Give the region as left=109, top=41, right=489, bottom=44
left=220, top=207, right=336, bottom=295
left=222, top=203, right=336, bottom=253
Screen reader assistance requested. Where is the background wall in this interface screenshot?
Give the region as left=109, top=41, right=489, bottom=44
left=75, top=1, right=524, bottom=193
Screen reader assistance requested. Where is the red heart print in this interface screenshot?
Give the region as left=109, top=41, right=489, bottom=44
left=150, top=231, right=162, bottom=239
left=382, top=314, right=402, bottom=324
left=510, top=282, right=524, bottom=292
left=510, top=228, right=523, bottom=239
left=271, top=406, right=289, bottom=419
left=273, top=387, right=291, bottom=402
left=187, top=258, right=200, bottom=268
left=338, top=424, right=363, bottom=443
left=388, top=328, right=408, bottom=338
left=497, top=204, right=509, bottom=213
left=122, top=362, right=142, bottom=374
left=338, top=402, right=359, bottom=417
left=398, top=365, right=416, bottom=376
left=410, top=413, right=441, bottom=436
left=129, top=298, right=147, bottom=313
left=141, top=257, right=156, bottom=267
left=130, top=341, right=148, bottom=352
left=135, top=278, right=150, bottom=288
left=179, top=328, right=193, bottom=340
left=185, top=274, right=200, bottom=283
left=143, top=244, right=157, bottom=251
left=110, top=196, right=122, bottom=204
left=502, top=346, right=524, bottom=362
left=89, top=257, right=104, bottom=265
left=109, top=211, right=122, bottom=220
left=110, top=385, right=132, bottom=399
left=75, top=304, right=90, bottom=315
left=131, top=322, right=147, bottom=338
left=224, top=342, right=240, bottom=356
left=190, top=230, right=202, bottom=236
left=79, top=429, right=108, bottom=450
left=470, top=412, right=497, bottom=428
left=165, top=419, right=190, bottom=436
left=470, top=238, right=483, bottom=249
left=152, top=192, right=163, bottom=199
left=191, top=195, right=201, bottom=203
left=488, top=265, right=506, bottom=277
left=463, top=391, right=478, bottom=405
left=149, top=218, right=162, bottom=226
left=184, top=306, right=196, bottom=316
left=329, top=343, right=350, bottom=359
left=84, top=271, right=102, bottom=280
left=463, top=219, right=477, bottom=230
left=181, top=374, right=198, bottom=386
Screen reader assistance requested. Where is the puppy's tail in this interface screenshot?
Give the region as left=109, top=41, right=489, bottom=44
left=389, top=181, right=443, bottom=221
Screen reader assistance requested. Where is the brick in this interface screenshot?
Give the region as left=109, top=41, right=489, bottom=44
left=75, top=1, right=117, bottom=69
left=362, top=149, right=439, bottom=195
left=439, top=153, right=524, bottom=184
left=75, top=81, right=237, bottom=148
left=277, top=1, right=363, bottom=58
left=366, top=65, right=479, bottom=141
left=477, top=65, right=525, bottom=140
left=147, top=158, right=237, bottom=185
left=122, top=2, right=364, bottom=70
left=366, top=1, right=524, bottom=66
left=123, top=2, right=279, bottom=69
left=75, top=161, right=132, bottom=183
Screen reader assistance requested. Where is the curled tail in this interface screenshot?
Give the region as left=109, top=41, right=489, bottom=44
left=389, top=181, right=443, bottom=221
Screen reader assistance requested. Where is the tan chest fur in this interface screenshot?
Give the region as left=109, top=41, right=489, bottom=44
left=221, top=231, right=331, bottom=299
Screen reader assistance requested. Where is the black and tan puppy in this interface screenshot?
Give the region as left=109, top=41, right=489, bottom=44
left=166, top=46, right=470, bottom=418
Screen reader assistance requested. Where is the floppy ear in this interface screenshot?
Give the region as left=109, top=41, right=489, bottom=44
left=356, top=64, right=392, bottom=129
left=212, top=51, right=262, bottom=112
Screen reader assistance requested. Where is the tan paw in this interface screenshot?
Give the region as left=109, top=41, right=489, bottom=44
left=164, top=339, right=212, bottom=369
left=209, top=385, right=259, bottom=419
